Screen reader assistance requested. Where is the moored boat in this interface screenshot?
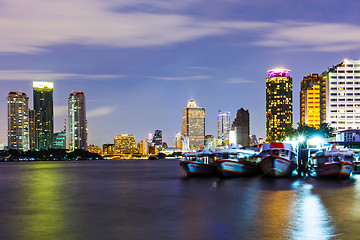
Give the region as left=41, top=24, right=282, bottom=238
left=180, top=151, right=218, bottom=176
left=312, top=145, right=354, bottom=179
left=259, top=142, right=297, bottom=177
left=216, top=145, right=260, bottom=177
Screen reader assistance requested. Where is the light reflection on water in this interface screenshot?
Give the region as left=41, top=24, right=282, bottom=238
left=0, top=161, right=359, bottom=240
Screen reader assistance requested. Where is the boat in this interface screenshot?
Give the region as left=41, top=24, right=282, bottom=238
left=259, top=142, right=297, bottom=177
left=311, top=145, right=355, bottom=179
left=180, top=151, right=218, bottom=176
left=215, top=145, right=260, bottom=177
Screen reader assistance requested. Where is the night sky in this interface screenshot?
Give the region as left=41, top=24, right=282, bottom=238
left=1, top=0, right=360, bottom=147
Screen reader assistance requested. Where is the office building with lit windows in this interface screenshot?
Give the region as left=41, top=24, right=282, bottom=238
left=29, top=109, right=35, bottom=150
left=7, top=91, right=29, bottom=151
left=68, top=91, right=87, bottom=151
left=152, top=130, right=162, bottom=146
left=327, top=59, right=360, bottom=130
left=300, top=73, right=326, bottom=128
left=53, top=131, right=66, bottom=149
left=181, top=99, right=205, bottom=148
left=33, top=81, right=54, bottom=150
left=266, top=69, right=293, bottom=141
left=114, top=134, right=138, bottom=154
left=217, top=110, right=231, bottom=144
left=103, top=144, right=115, bottom=155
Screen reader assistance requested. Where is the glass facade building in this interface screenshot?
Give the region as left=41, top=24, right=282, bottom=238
left=33, top=81, right=54, bottom=150
left=266, top=69, right=293, bottom=141
left=217, top=110, right=231, bottom=144
left=68, top=91, right=87, bottom=151
left=181, top=100, right=205, bottom=149
left=7, top=91, right=29, bottom=151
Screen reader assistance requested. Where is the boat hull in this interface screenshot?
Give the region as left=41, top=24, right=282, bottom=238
left=180, top=161, right=218, bottom=176
left=216, top=160, right=260, bottom=177
left=315, top=161, right=354, bottom=179
left=260, top=155, right=296, bottom=177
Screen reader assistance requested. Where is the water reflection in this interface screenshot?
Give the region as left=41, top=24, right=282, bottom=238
left=14, top=163, right=76, bottom=240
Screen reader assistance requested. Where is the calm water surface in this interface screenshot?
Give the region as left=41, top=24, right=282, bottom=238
left=1, top=160, right=360, bottom=240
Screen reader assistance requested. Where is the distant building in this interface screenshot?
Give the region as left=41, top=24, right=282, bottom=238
left=300, top=73, right=326, bottom=128
left=33, top=81, right=54, bottom=150
left=68, top=91, right=87, bottom=151
left=266, top=69, right=293, bottom=141
left=7, top=91, right=29, bottom=151
left=139, top=140, right=149, bottom=155
left=114, top=134, right=138, bottom=154
left=103, top=144, right=115, bottom=155
left=217, top=110, right=231, bottom=144
left=53, top=131, right=66, bottom=149
left=326, top=59, right=360, bottom=131
left=152, top=130, right=162, bottom=146
left=249, top=135, right=259, bottom=147
left=181, top=99, right=205, bottom=149
left=205, top=135, right=215, bottom=149
left=88, top=145, right=100, bottom=154
left=29, top=109, right=35, bottom=150
left=174, top=132, right=183, bottom=149
left=336, top=129, right=360, bottom=142
left=230, top=108, right=250, bottom=147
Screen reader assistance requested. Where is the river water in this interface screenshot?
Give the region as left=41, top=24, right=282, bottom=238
left=0, top=160, right=359, bottom=240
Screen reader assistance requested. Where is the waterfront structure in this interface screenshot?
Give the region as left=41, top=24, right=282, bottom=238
left=7, top=91, right=29, bottom=151
left=53, top=131, right=66, bottom=149
left=181, top=99, right=205, bottom=149
left=336, top=129, right=360, bottom=143
left=217, top=111, right=231, bottom=144
left=139, top=140, right=149, bottom=155
left=114, top=134, right=138, bottom=154
left=327, top=59, right=360, bottom=131
left=300, top=73, right=326, bottom=128
left=230, top=108, right=250, bottom=147
left=33, top=81, right=54, bottom=150
left=29, top=109, right=35, bottom=150
left=68, top=91, right=87, bottom=151
left=152, top=130, right=162, bottom=146
left=103, top=144, right=115, bottom=155
left=88, top=145, right=100, bottom=154
left=266, top=69, right=293, bottom=141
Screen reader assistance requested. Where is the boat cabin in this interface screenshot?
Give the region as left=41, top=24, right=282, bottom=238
left=183, top=153, right=216, bottom=165
left=259, top=143, right=296, bottom=162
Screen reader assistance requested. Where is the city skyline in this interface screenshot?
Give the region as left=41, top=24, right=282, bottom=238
left=1, top=0, right=360, bottom=146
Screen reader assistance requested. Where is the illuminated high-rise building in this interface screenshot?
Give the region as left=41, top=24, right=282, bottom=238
left=217, top=110, right=231, bottom=144
left=114, top=134, right=138, bottom=154
left=139, top=140, right=149, bottom=155
left=327, top=59, right=360, bottom=130
left=68, top=91, right=87, bottom=151
left=230, top=108, right=249, bottom=147
left=103, top=144, right=115, bottom=155
left=7, top=91, right=29, bottom=151
left=174, top=132, right=183, bottom=149
left=33, top=81, right=54, bottom=150
left=266, top=69, right=293, bottom=141
left=152, top=130, right=162, bottom=146
left=300, top=73, right=326, bottom=128
left=181, top=99, right=205, bottom=148
left=29, top=109, right=35, bottom=150
left=53, top=131, right=66, bottom=149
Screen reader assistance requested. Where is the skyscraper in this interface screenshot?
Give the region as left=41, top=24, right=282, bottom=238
left=217, top=110, right=231, bottom=144
left=230, top=108, right=249, bottom=147
left=7, top=91, right=29, bottom=151
left=29, top=109, right=35, bottom=150
left=326, top=59, right=360, bottom=130
left=266, top=69, right=293, bottom=141
left=152, top=130, right=162, bottom=146
left=300, top=73, right=326, bottom=128
left=181, top=99, right=205, bottom=149
left=33, top=81, right=54, bottom=150
left=68, top=91, right=87, bottom=151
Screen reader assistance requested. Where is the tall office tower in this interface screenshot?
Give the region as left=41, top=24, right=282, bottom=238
left=300, top=73, right=327, bottom=128
left=152, top=130, right=162, bottom=146
left=29, top=109, right=36, bottom=150
left=217, top=110, right=231, bottom=144
left=266, top=69, right=293, bottom=141
left=33, top=81, right=54, bottom=150
left=114, top=134, right=138, bottom=154
left=327, top=59, right=360, bottom=130
left=7, top=91, right=29, bottom=151
left=230, top=108, right=250, bottom=147
left=53, top=131, right=66, bottom=149
left=68, top=91, right=87, bottom=151
left=181, top=99, right=205, bottom=148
